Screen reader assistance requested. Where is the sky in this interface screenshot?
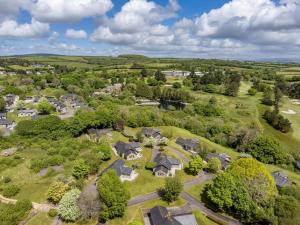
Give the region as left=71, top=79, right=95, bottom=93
left=0, top=0, right=300, bottom=60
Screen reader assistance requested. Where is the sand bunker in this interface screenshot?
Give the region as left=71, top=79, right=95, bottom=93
left=282, top=109, right=297, bottom=115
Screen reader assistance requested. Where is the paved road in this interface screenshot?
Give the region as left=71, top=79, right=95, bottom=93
left=165, top=146, right=190, bottom=164
left=184, top=173, right=214, bottom=189
left=128, top=192, right=159, bottom=206
left=181, top=192, right=242, bottom=225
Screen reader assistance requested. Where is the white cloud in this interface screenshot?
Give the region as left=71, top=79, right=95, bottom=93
left=30, top=0, right=113, bottom=23
left=65, top=29, right=87, bottom=39
left=0, top=18, right=49, bottom=38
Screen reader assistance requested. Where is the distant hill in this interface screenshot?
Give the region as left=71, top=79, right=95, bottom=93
left=118, top=54, right=149, bottom=59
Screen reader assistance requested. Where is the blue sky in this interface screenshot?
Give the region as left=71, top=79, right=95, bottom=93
left=0, top=0, right=300, bottom=59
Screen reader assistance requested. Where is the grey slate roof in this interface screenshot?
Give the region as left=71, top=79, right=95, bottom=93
left=176, top=138, right=199, bottom=150
left=114, top=141, right=139, bottom=158
left=105, top=159, right=133, bottom=177
left=142, top=127, right=161, bottom=138
left=272, top=171, right=292, bottom=187
left=149, top=206, right=182, bottom=225
left=0, top=119, right=12, bottom=125
left=0, top=112, right=6, bottom=118
left=206, top=153, right=231, bottom=169
left=153, top=153, right=180, bottom=173
left=296, top=160, right=300, bottom=170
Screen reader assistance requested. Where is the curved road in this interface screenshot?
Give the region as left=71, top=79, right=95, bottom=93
left=127, top=173, right=241, bottom=225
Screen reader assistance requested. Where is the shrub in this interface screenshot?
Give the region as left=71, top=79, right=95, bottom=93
left=72, top=159, right=90, bottom=179
left=248, top=88, right=257, bottom=96
left=207, top=157, right=222, bottom=173
left=3, top=177, right=11, bottom=183
left=263, top=110, right=291, bottom=133
left=58, top=189, right=81, bottom=222
left=187, top=156, right=204, bottom=175
left=145, top=162, right=156, bottom=170
left=47, top=181, right=70, bottom=204
left=48, top=209, right=58, bottom=217
left=2, top=184, right=20, bottom=197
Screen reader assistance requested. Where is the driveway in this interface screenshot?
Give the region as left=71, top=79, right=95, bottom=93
left=128, top=192, right=159, bottom=206
left=183, top=172, right=214, bottom=189
left=165, top=146, right=190, bottom=164
left=181, top=192, right=242, bottom=225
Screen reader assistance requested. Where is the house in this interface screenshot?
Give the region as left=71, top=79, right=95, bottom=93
left=4, top=94, right=19, bottom=112
left=24, top=96, right=34, bottom=103
left=148, top=206, right=198, bottom=225
left=114, top=141, right=142, bottom=160
left=0, top=119, right=14, bottom=129
left=0, top=113, right=7, bottom=119
left=142, top=128, right=161, bottom=138
left=205, top=153, right=231, bottom=170
left=102, top=159, right=138, bottom=182
left=272, top=171, right=293, bottom=188
left=17, top=109, right=37, bottom=117
left=176, top=138, right=199, bottom=152
left=101, top=83, right=122, bottom=95
left=48, top=98, right=68, bottom=114
left=153, top=153, right=182, bottom=177
left=87, top=128, right=112, bottom=142
left=296, top=160, right=300, bottom=170
left=61, top=94, right=78, bottom=102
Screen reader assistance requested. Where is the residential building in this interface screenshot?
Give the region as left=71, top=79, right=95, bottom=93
left=17, top=109, right=37, bottom=117
left=0, top=119, right=14, bottom=129
left=272, top=171, right=292, bottom=188
left=48, top=98, right=68, bottom=114
left=142, top=127, right=161, bottom=138
left=153, top=153, right=182, bottom=177
left=205, top=153, right=231, bottom=170
left=148, top=206, right=198, bottom=225
left=176, top=138, right=199, bottom=152
left=161, top=70, right=204, bottom=77
left=114, top=141, right=142, bottom=160
left=0, top=113, right=6, bottom=119
left=102, top=159, right=138, bottom=182
left=4, top=94, right=19, bottom=112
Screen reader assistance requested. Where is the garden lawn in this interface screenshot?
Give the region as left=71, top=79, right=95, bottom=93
left=26, top=212, right=53, bottom=225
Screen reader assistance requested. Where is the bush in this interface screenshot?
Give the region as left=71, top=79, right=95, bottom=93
left=263, top=110, right=291, bottom=133
left=248, top=88, right=257, bottom=96
left=47, top=181, right=70, bottom=204
left=58, top=189, right=81, bottom=222
left=3, top=177, right=11, bottom=183
left=145, top=162, right=156, bottom=170
left=2, top=184, right=20, bottom=197
left=48, top=209, right=58, bottom=217
left=72, top=159, right=90, bottom=179
left=207, top=157, right=221, bottom=173
left=172, top=82, right=182, bottom=89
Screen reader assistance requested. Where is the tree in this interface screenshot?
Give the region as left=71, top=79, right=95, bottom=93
left=274, top=195, right=300, bottom=225
left=97, top=170, right=130, bottom=222
left=36, top=97, right=54, bottom=114
left=47, top=181, right=70, bottom=204
left=77, top=185, right=101, bottom=220
left=58, top=189, right=81, bottom=222
left=246, top=137, right=291, bottom=165
left=262, top=86, right=274, bottom=106
left=248, top=88, right=257, bottom=96
left=207, top=157, right=221, bottom=173
left=162, top=177, right=183, bottom=203
left=141, top=68, right=148, bottom=78
left=205, top=172, right=257, bottom=221
left=227, top=158, right=277, bottom=205
left=172, top=82, right=182, bottom=89
left=154, top=70, right=166, bottom=83
left=0, top=97, right=5, bottom=112
left=72, top=159, right=90, bottom=179
left=187, top=156, right=204, bottom=175
left=274, top=86, right=282, bottom=114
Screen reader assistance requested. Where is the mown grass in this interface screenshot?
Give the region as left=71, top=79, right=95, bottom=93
left=26, top=212, right=53, bottom=225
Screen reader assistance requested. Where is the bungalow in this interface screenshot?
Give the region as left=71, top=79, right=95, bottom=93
left=17, top=109, right=37, bottom=117
left=148, top=206, right=198, bottom=225
left=48, top=99, right=68, bottom=114
left=24, top=96, right=34, bottom=103
left=153, top=153, right=182, bottom=177
left=0, top=113, right=6, bottom=119
left=60, top=94, right=78, bottom=103
left=0, top=119, right=14, bottom=129
left=272, top=171, right=293, bottom=188
left=205, top=153, right=231, bottom=170
left=4, top=94, right=19, bottom=112
left=142, top=128, right=161, bottom=138
left=103, top=159, right=138, bottom=182
left=176, top=138, right=199, bottom=152
left=114, top=141, right=142, bottom=160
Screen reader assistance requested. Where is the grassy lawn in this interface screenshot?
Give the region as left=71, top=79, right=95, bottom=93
left=26, top=212, right=53, bottom=225
left=194, top=210, right=219, bottom=225
left=108, top=198, right=187, bottom=225
left=186, top=180, right=212, bottom=202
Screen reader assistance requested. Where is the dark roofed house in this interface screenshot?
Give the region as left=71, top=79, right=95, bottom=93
left=114, top=141, right=142, bottom=160
left=149, top=206, right=181, bottom=225
left=103, top=159, right=137, bottom=182
left=176, top=138, right=199, bottom=152
left=142, top=128, right=161, bottom=138
left=0, top=113, right=6, bottom=119
left=153, top=153, right=182, bottom=177
left=296, top=160, right=300, bottom=170
left=0, top=119, right=14, bottom=129
left=272, top=171, right=292, bottom=188
left=206, top=153, right=231, bottom=170
left=17, top=109, right=37, bottom=117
